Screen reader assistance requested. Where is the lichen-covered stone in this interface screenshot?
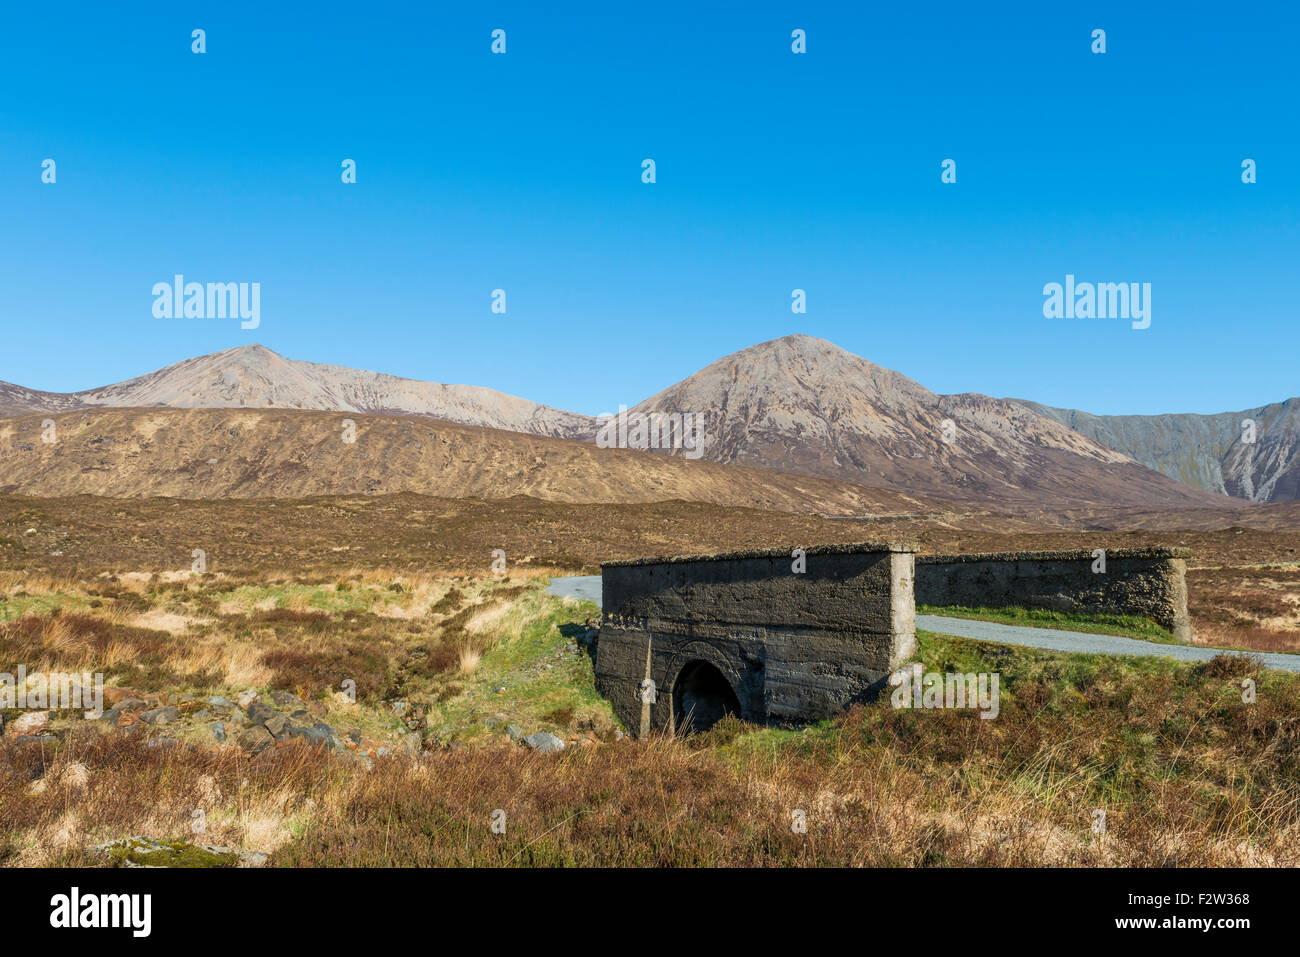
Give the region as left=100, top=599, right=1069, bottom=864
left=522, top=731, right=565, bottom=753
left=139, top=706, right=180, bottom=726
left=94, top=837, right=264, bottom=868
left=246, top=701, right=276, bottom=726
left=238, top=725, right=273, bottom=752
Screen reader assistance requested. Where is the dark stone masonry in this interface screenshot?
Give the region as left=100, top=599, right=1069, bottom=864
left=595, top=543, right=1192, bottom=736
left=914, top=547, right=1192, bottom=641
left=595, top=543, right=917, bottom=736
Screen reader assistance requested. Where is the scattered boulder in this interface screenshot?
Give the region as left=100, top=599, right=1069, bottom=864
left=265, top=714, right=290, bottom=739
left=139, top=706, right=181, bottom=726
left=246, top=701, right=276, bottom=726
left=522, top=731, right=565, bottom=753
left=8, top=711, right=50, bottom=736
left=238, top=726, right=273, bottom=753
left=192, top=709, right=213, bottom=721
left=103, top=687, right=138, bottom=708
left=287, top=721, right=339, bottom=749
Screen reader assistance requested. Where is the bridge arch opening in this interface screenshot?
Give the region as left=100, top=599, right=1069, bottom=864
left=673, top=660, right=741, bottom=733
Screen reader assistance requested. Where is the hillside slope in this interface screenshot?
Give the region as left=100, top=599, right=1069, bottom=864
left=0, top=407, right=941, bottom=515
left=0, top=336, right=1260, bottom=510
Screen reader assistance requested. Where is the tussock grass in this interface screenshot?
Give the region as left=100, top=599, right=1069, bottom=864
left=3, top=572, right=1299, bottom=867
left=0, top=731, right=340, bottom=866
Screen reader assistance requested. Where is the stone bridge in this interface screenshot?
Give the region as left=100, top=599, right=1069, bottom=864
left=594, top=543, right=1190, bottom=736
left=594, top=543, right=917, bottom=736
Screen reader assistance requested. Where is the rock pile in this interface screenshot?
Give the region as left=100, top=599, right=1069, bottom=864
left=3, top=685, right=418, bottom=761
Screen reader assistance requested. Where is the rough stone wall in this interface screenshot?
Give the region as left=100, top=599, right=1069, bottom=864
left=914, top=548, right=1192, bottom=640
left=595, top=543, right=916, bottom=736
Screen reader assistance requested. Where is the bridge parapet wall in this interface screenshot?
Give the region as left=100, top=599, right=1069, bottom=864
left=914, top=548, right=1192, bottom=641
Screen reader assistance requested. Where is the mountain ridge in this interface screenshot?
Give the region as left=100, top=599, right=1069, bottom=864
left=0, top=335, right=1279, bottom=508
left=1014, top=396, right=1300, bottom=503
left=629, top=335, right=1225, bottom=509
left=0, top=344, right=597, bottom=440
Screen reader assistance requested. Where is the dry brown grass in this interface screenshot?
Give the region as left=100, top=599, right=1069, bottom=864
left=0, top=731, right=341, bottom=866
left=1193, top=622, right=1300, bottom=654
left=457, top=646, right=481, bottom=674
left=1188, top=564, right=1300, bottom=652
left=3, top=558, right=1299, bottom=868
left=10, top=625, right=1297, bottom=868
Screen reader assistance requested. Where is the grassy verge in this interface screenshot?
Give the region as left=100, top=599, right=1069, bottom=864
left=426, top=590, right=618, bottom=746
left=918, top=603, right=1178, bottom=643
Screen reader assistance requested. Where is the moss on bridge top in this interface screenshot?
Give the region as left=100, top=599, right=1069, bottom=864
left=602, top=541, right=919, bottom=569
left=915, top=547, right=1191, bottom=564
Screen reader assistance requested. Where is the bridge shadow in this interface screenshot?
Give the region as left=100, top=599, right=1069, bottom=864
left=559, top=620, right=600, bottom=665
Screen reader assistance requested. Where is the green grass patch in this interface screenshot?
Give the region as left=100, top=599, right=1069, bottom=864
left=0, top=592, right=94, bottom=622
left=918, top=603, right=1177, bottom=643
left=427, top=589, right=619, bottom=743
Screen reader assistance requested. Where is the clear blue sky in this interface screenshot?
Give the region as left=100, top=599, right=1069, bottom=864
left=2, top=1, right=1296, bottom=416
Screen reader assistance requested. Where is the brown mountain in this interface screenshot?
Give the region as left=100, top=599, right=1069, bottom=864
left=0, top=407, right=946, bottom=515
left=0, top=344, right=596, bottom=439
left=632, top=335, right=1233, bottom=510
left=0, top=335, right=1251, bottom=511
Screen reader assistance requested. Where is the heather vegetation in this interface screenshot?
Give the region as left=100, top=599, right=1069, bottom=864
left=3, top=570, right=1298, bottom=867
